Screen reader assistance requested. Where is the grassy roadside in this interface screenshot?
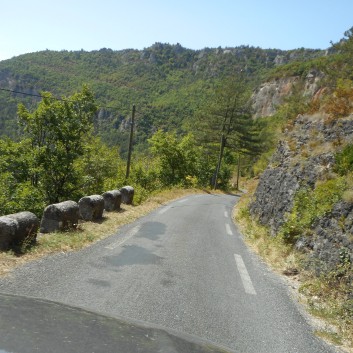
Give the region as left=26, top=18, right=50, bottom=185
left=233, top=180, right=353, bottom=353
left=0, top=188, right=216, bottom=277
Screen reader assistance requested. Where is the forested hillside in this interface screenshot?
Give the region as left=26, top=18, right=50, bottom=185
left=0, top=43, right=324, bottom=153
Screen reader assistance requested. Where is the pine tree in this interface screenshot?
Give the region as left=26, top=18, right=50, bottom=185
left=193, top=76, right=261, bottom=188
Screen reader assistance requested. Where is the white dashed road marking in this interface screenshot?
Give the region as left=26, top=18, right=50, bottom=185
left=234, top=254, right=257, bottom=295
left=225, top=223, right=233, bottom=235
left=177, top=198, right=188, bottom=203
left=158, top=205, right=171, bottom=215
left=105, top=225, right=141, bottom=250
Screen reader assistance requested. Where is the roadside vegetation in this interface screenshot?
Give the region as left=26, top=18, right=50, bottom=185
left=234, top=182, right=353, bottom=352
left=0, top=74, right=263, bottom=219
left=233, top=28, right=353, bottom=352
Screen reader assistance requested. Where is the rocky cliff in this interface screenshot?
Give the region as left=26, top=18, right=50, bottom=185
left=250, top=113, right=353, bottom=274
left=252, top=69, right=324, bottom=118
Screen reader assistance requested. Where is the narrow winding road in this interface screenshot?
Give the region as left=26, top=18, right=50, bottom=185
left=0, top=194, right=338, bottom=353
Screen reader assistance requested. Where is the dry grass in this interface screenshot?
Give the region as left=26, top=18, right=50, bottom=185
left=234, top=179, right=353, bottom=352
left=234, top=180, right=300, bottom=274
left=0, top=188, right=215, bottom=277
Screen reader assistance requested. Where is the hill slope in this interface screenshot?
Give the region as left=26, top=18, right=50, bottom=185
left=0, top=44, right=324, bottom=153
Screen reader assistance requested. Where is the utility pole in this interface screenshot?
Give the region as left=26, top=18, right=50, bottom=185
left=125, top=104, right=135, bottom=180
left=236, top=153, right=241, bottom=190
left=213, top=133, right=226, bottom=189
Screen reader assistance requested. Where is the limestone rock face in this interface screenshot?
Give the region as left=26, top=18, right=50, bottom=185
left=252, top=70, right=324, bottom=118
left=252, top=77, right=298, bottom=118
left=303, top=201, right=353, bottom=274
left=250, top=114, right=353, bottom=273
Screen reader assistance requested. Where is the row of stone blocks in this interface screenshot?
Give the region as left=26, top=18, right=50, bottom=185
left=0, top=186, right=134, bottom=251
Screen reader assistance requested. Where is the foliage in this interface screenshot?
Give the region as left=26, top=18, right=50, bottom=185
left=148, top=130, right=212, bottom=187
left=74, top=136, right=124, bottom=197
left=325, top=79, right=353, bottom=118
left=0, top=44, right=326, bottom=149
left=17, top=86, right=98, bottom=203
left=194, top=76, right=258, bottom=150
left=250, top=113, right=288, bottom=176
left=329, top=26, right=353, bottom=81
left=0, top=172, right=44, bottom=217
left=124, top=157, right=162, bottom=204
left=0, top=139, right=45, bottom=217
left=334, top=143, right=353, bottom=175
left=280, top=178, right=347, bottom=243
left=191, top=76, right=262, bottom=187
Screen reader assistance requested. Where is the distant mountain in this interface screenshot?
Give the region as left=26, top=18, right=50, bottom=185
left=0, top=43, right=325, bottom=153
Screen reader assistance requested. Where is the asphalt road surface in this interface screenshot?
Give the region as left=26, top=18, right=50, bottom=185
left=0, top=194, right=339, bottom=353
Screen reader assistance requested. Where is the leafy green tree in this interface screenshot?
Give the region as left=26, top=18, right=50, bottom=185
left=0, top=138, right=45, bottom=216
left=148, top=130, right=187, bottom=186
left=17, top=86, right=97, bottom=203
left=148, top=130, right=210, bottom=187
left=74, top=136, right=124, bottom=197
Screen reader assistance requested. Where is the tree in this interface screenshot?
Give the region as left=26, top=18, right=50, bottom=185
left=0, top=138, right=45, bottom=216
left=148, top=130, right=187, bottom=186
left=193, top=76, right=260, bottom=189
left=74, top=136, right=124, bottom=197
left=148, top=130, right=209, bottom=187
left=17, top=86, right=97, bottom=203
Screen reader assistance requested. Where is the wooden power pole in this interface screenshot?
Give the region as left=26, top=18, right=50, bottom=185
left=213, top=133, right=226, bottom=189
left=125, top=104, right=135, bottom=180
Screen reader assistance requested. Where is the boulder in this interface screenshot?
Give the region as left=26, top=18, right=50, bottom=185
left=78, top=195, right=104, bottom=221
left=0, top=211, right=39, bottom=250
left=0, top=217, right=17, bottom=250
left=120, top=186, right=134, bottom=205
left=40, top=201, right=79, bottom=234
left=102, top=190, right=122, bottom=211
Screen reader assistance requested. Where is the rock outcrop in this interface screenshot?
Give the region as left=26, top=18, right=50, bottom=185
left=302, top=201, right=353, bottom=275
left=250, top=113, right=353, bottom=272
left=252, top=70, right=324, bottom=118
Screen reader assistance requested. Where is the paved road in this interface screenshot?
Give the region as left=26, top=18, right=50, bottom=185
left=0, top=293, right=235, bottom=353
left=0, top=194, right=338, bottom=353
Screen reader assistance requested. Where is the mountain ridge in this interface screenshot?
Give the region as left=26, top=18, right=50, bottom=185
left=0, top=43, right=325, bottom=151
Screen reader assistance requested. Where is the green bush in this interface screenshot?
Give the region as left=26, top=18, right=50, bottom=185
left=0, top=174, right=45, bottom=217
left=334, top=144, right=353, bottom=175
left=280, top=177, right=346, bottom=243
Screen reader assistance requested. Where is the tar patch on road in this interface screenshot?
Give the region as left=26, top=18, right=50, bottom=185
left=103, top=245, right=164, bottom=267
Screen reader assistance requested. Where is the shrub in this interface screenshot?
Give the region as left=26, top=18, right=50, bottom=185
left=334, top=144, right=353, bottom=175
left=325, top=79, right=353, bottom=118
left=280, top=177, right=346, bottom=243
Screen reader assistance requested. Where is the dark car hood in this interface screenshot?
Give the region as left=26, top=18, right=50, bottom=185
left=0, top=293, right=235, bottom=353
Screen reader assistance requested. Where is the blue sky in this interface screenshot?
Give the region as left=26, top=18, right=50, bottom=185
left=1, top=0, right=352, bottom=61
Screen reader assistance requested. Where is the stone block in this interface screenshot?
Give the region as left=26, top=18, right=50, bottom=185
left=120, top=186, right=134, bottom=205
left=102, top=190, right=122, bottom=211
left=78, top=195, right=104, bottom=221
left=40, top=201, right=79, bottom=233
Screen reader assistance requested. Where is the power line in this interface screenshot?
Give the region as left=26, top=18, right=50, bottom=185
left=0, top=87, right=132, bottom=112
left=0, top=87, right=46, bottom=99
